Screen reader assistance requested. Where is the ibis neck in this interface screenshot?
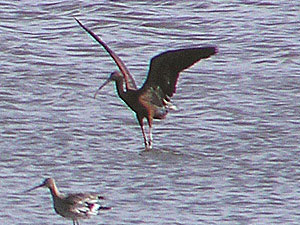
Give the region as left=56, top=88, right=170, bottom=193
left=114, top=77, right=126, bottom=98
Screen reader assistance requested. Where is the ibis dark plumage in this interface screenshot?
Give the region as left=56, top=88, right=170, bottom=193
left=75, top=18, right=217, bottom=150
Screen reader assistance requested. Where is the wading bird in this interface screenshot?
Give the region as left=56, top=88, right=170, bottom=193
left=26, top=178, right=111, bottom=225
left=75, top=18, right=217, bottom=150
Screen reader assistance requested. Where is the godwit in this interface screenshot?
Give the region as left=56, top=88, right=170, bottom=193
left=75, top=18, right=217, bottom=150
left=26, top=178, right=111, bottom=225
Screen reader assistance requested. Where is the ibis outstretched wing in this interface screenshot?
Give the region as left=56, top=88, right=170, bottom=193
left=141, top=47, right=217, bottom=98
left=75, top=18, right=137, bottom=90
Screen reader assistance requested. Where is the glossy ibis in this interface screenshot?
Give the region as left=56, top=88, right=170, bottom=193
left=75, top=18, right=217, bottom=150
left=26, top=178, right=111, bottom=225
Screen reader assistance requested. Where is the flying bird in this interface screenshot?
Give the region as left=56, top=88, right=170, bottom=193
left=75, top=18, right=217, bottom=150
left=26, top=178, right=110, bottom=225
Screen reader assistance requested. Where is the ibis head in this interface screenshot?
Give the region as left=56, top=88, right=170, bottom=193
left=94, top=71, right=123, bottom=98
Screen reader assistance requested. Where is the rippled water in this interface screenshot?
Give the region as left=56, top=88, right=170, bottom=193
left=1, top=1, right=300, bottom=224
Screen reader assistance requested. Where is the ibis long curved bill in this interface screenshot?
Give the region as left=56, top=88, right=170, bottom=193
left=94, top=78, right=112, bottom=99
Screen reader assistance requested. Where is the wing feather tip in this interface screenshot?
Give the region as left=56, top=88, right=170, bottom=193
left=201, top=46, right=218, bottom=58
left=211, top=46, right=218, bottom=55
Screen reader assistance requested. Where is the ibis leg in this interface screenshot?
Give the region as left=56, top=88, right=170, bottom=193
left=148, top=126, right=153, bottom=149
left=137, top=115, right=149, bottom=149
left=147, top=118, right=153, bottom=149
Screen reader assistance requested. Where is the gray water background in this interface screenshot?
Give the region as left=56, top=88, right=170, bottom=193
left=1, top=1, right=300, bottom=224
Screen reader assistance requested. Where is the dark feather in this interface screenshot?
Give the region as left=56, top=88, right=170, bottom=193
left=141, top=47, right=217, bottom=98
left=75, top=18, right=137, bottom=90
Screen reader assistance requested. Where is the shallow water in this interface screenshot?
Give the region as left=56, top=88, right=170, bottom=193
left=1, top=1, right=300, bottom=224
